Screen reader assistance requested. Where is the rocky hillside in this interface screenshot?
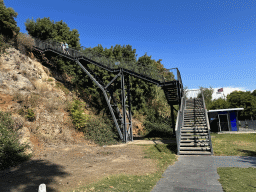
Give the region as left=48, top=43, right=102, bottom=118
left=0, top=47, right=145, bottom=156
left=0, top=48, right=96, bottom=155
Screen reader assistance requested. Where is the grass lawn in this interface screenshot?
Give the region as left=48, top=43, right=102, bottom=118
left=69, top=133, right=256, bottom=192
left=217, top=167, right=256, bottom=192
left=70, top=143, right=177, bottom=192
left=211, top=133, right=256, bottom=192
left=211, top=133, right=256, bottom=156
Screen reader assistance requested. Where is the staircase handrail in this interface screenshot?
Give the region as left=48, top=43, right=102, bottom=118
left=175, top=96, right=185, bottom=155
left=200, top=88, right=213, bottom=155
left=32, top=37, right=173, bottom=83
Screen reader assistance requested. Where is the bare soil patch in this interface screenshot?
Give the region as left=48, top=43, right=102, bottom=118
left=0, top=140, right=157, bottom=192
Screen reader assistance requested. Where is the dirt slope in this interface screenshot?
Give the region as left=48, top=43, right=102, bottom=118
left=0, top=48, right=156, bottom=192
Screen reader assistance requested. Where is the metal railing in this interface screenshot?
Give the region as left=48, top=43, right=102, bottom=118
left=200, top=88, right=213, bottom=155
left=32, top=37, right=182, bottom=84
left=175, top=96, right=185, bottom=155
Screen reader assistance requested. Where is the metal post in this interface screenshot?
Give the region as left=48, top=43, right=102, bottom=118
left=171, top=105, right=175, bottom=137
left=121, top=70, right=127, bottom=142
left=126, top=75, right=133, bottom=141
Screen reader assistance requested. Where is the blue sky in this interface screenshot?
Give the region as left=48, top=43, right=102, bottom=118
left=5, top=0, right=256, bottom=94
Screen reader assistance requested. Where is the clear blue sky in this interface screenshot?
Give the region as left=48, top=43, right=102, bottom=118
left=5, top=0, right=256, bottom=91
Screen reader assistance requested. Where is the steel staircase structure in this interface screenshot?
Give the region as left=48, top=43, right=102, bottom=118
left=175, top=90, right=213, bottom=155
left=31, top=38, right=183, bottom=143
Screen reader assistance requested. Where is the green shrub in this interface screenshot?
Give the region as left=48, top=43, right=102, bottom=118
left=84, top=117, right=119, bottom=145
left=70, top=100, right=89, bottom=130
left=0, top=34, right=11, bottom=54
left=0, top=110, right=32, bottom=171
left=17, top=33, right=35, bottom=55
left=143, top=107, right=173, bottom=138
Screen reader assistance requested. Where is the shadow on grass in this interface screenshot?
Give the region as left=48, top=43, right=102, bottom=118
left=144, top=130, right=175, bottom=139
left=237, top=149, right=256, bottom=157
left=0, top=159, right=69, bottom=192
left=153, top=143, right=177, bottom=154
left=166, top=143, right=178, bottom=154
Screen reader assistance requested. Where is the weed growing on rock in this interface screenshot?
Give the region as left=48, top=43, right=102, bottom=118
left=13, top=92, right=25, bottom=103
left=45, top=97, right=60, bottom=113
left=18, top=108, right=36, bottom=122
left=25, top=108, right=35, bottom=121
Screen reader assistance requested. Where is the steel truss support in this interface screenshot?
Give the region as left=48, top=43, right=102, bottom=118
left=121, top=70, right=133, bottom=142
left=76, top=60, right=132, bottom=142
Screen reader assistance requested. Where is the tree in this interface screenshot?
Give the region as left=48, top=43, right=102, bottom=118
left=209, top=98, right=229, bottom=110
left=197, top=87, right=214, bottom=110
left=251, top=89, right=256, bottom=97
left=227, top=91, right=256, bottom=120
left=0, top=0, right=20, bottom=39
left=137, top=53, right=155, bottom=68
left=25, top=17, right=80, bottom=49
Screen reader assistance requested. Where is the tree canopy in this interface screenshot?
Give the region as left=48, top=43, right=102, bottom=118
left=227, top=91, right=256, bottom=120
left=197, top=87, right=214, bottom=109
left=209, top=98, right=229, bottom=110
left=25, top=17, right=80, bottom=49
left=0, top=0, right=20, bottom=39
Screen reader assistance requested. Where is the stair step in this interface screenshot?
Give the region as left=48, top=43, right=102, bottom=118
left=181, top=136, right=209, bottom=139
left=180, top=139, right=210, bottom=143
left=181, top=133, right=208, bottom=136
left=182, top=126, right=207, bottom=128
left=180, top=143, right=210, bottom=147
left=181, top=130, right=208, bottom=133
left=181, top=128, right=208, bottom=130
left=183, top=125, right=208, bottom=127
left=179, top=151, right=212, bottom=155
left=183, top=121, right=206, bottom=123
left=180, top=147, right=211, bottom=151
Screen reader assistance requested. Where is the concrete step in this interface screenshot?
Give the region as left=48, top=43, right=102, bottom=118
left=184, top=114, right=205, bottom=115
left=181, top=133, right=208, bottom=136
left=183, top=124, right=207, bottom=127
left=180, top=147, right=211, bottom=151
left=181, top=129, right=208, bottom=133
left=183, top=121, right=206, bottom=123
left=183, top=124, right=207, bottom=126
left=180, top=143, right=210, bottom=147
left=182, top=125, right=208, bottom=127
left=179, top=151, right=212, bottom=155
left=181, top=136, right=209, bottom=139
left=180, top=139, right=210, bottom=143
left=184, top=112, right=205, bottom=114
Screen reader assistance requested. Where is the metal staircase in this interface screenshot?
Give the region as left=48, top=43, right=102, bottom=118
left=177, top=96, right=213, bottom=155
left=31, top=37, right=183, bottom=143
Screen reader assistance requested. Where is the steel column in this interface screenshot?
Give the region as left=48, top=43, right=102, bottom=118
left=171, top=105, right=175, bottom=136
left=125, top=75, right=133, bottom=141
left=121, top=70, right=127, bottom=142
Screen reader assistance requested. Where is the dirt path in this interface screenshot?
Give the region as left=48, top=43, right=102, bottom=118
left=0, top=142, right=158, bottom=192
